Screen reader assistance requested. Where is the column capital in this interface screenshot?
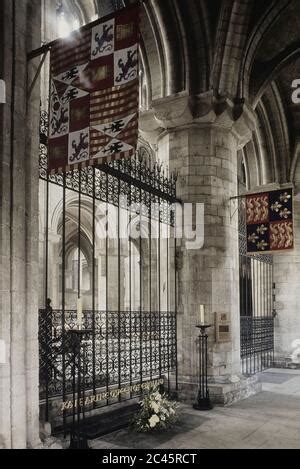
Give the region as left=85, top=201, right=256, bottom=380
left=140, top=91, right=257, bottom=150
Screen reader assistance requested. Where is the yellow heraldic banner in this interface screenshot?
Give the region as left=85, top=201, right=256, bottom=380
left=246, top=187, right=294, bottom=254
left=48, top=4, right=140, bottom=174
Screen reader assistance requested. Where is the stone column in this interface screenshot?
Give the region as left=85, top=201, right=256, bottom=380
left=140, top=94, right=261, bottom=404
left=273, top=197, right=300, bottom=366
left=96, top=248, right=106, bottom=310
left=0, top=0, right=42, bottom=448
left=96, top=240, right=127, bottom=311
left=48, top=232, right=61, bottom=309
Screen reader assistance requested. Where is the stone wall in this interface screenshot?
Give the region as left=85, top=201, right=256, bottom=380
left=0, top=0, right=41, bottom=449
left=274, top=199, right=300, bottom=366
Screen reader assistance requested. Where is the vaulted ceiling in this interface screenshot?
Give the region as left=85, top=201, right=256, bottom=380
left=61, top=0, right=300, bottom=190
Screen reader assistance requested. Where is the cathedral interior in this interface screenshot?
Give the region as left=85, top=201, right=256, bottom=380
left=1, top=0, right=300, bottom=450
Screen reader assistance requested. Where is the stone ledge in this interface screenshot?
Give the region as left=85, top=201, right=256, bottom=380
left=34, top=436, right=64, bottom=450
left=273, top=358, right=300, bottom=370
left=208, top=375, right=262, bottom=406
left=174, top=375, right=262, bottom=407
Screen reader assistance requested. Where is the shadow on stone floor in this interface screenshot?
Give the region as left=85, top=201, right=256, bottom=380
left=258, top=372, right=296, bottom=384
left=91, top=409, right=209, bottom=449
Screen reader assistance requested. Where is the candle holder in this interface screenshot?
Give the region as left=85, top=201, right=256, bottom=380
left=193, top=324, right=213, bottom=411
left=67, top=329, right=92, bottom=449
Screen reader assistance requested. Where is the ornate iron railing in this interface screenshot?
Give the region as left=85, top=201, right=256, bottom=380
left=39, top=110, right=178, bottom=226
left=39, top=309, right=177, bottom=404
left=240, top=316, right=274, bottom=375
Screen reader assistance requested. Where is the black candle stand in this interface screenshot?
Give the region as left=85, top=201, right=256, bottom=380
left=193, top=324, right=213, bottom=411
left=67, top=329, right=92, bottom=449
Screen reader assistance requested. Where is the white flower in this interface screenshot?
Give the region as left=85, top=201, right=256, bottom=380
left=160, top=415, right=166, bottom=421
left=149, top=414, right=160, bottom=428
left=153, top=392, right=161, bottom=401
left=151, top=402, right=159, bottom=413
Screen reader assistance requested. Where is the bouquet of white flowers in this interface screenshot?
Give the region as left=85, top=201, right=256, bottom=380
left=132, top=391, right=179, bottom=433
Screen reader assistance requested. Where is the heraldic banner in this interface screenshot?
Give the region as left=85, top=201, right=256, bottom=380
left=246, top=188, right=294, bottom=254
left=48, top=4, right=140, bottom=174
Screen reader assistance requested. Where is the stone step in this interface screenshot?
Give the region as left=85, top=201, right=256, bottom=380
left=53, top=400, right=140, bottom=439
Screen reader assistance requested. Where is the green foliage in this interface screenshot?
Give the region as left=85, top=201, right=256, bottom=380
left=132, top=391, right=179, bottom=433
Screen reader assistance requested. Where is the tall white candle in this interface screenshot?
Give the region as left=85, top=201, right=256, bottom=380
left=199, top=304, right=205, bottom=324
left=77, top=297, right=83, bottom=330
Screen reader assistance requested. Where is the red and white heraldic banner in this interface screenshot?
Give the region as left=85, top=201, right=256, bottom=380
left=48, top=4, right=140, bottom=174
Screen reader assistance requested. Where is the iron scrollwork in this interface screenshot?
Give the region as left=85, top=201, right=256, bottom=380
left=39, top=111, right=178, bottom=226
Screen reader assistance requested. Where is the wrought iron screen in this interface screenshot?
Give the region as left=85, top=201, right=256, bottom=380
left=239, top=197, right=275, bottom=375
left=39, top=110, right=178, bottom=426
left=39, top=309, right=177, bottom=405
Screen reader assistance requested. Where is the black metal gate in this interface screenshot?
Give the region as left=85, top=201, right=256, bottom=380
left=239, top=197, right=275, bottom=375
left=39, top=111, right=178, bottom=428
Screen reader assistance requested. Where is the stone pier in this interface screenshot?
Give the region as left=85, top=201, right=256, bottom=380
left=0, top=0, right=41, bottom=449
left=140, top=94, right=262, bottom=405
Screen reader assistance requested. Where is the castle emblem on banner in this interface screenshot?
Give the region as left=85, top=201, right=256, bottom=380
left=246, top=188, right=294, bottom=254
left=48, top=5, right=140, bottom=174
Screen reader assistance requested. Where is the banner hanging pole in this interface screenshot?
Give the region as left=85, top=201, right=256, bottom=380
left=27, top=42, right=52, bottom=62
left=27, top=50, right=49, bottom=101
left=229, top=194, right=246, bottom=200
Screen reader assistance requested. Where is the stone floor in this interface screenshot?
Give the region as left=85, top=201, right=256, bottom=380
left=91, top=369, right=300, bottom=449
